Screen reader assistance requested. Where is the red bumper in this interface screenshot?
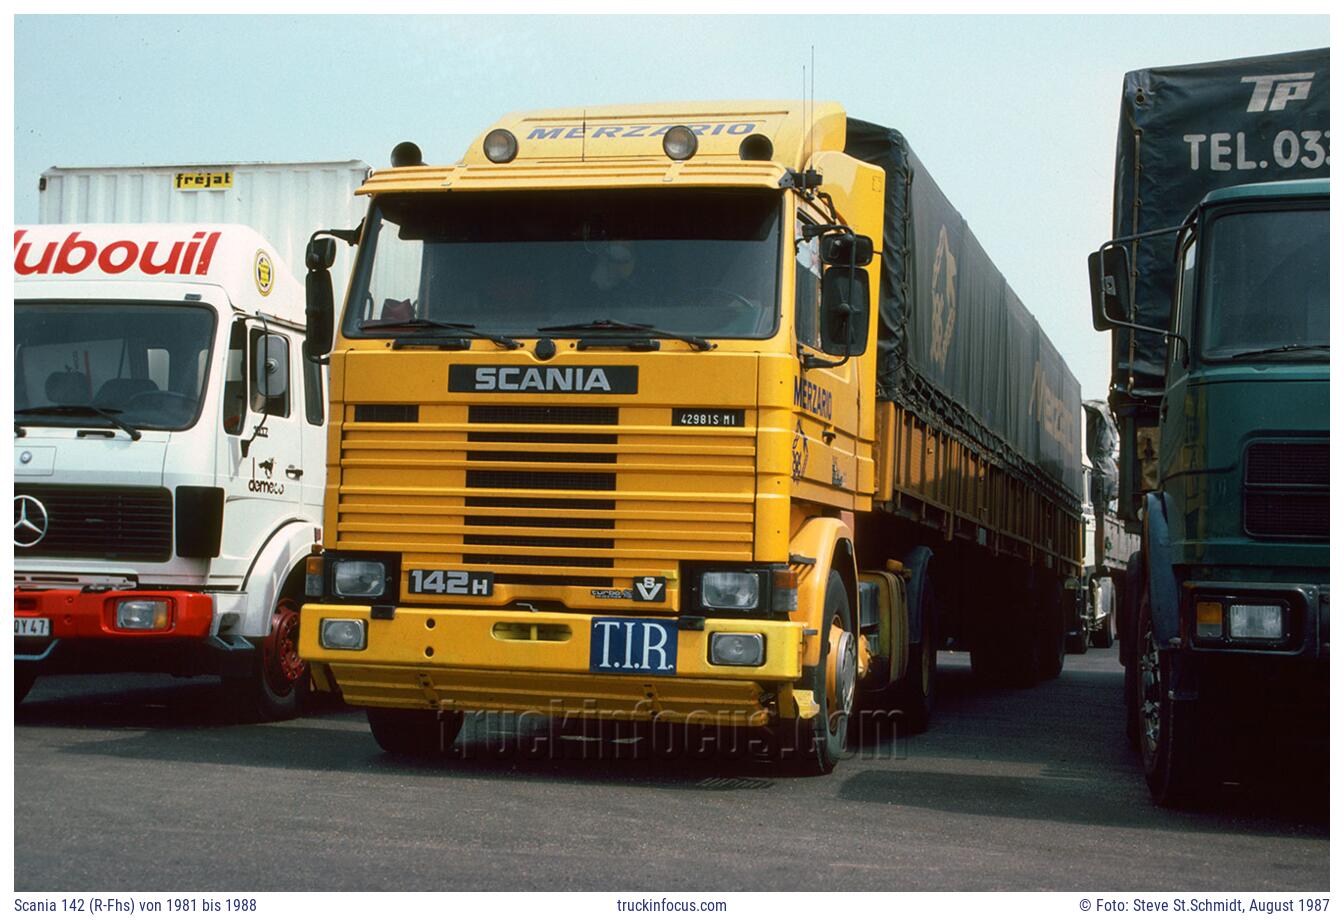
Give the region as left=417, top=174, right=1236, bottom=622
left=14, top=589, right=214, bottom=639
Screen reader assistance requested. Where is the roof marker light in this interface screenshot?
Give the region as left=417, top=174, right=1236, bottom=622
left=662, top=126, right=698, bottom=161
left=483, top=129, right=519, bottom=164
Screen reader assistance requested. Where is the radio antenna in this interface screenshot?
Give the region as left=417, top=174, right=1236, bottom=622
left=809, top=44, right=815, bottom=170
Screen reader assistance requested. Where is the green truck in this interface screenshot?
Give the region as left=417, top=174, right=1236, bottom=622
left=1089, top=49, right=1329, bottom=805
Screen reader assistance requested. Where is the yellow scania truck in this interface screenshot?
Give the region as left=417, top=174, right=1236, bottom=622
left=297, top=101, right=1083, bottom=773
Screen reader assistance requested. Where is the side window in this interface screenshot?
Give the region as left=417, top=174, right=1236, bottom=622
left=249, top=328, right=290, bottom=418
left=794, top=216, right=823, bottom=350
left=1171, top=237, right=1197, bottom=374
left=303, top=355, right=324, bottom=426
left=222, top=319, right=247, bottom=435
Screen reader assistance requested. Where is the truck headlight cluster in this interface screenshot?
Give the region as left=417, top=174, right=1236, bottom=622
left=1228, top=603, right=1285, bottom=640
left=320, top=618, right=368, bottom=651
left=1195, top=598, right=1287, bottom=641
left=116, top=599, right=169, bottom=630
left=332, top=560, right=387, bottom=598
left=700, top=572, right=760, bottom=610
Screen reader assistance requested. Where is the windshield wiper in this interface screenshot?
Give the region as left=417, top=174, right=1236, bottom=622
left=359, top=318, right=522, bottom=349
left=536, top=319, right=713, bottom=351
left=1225, top=343, right=1329, bottom=360
left=16, top=405, right=142, bottom=441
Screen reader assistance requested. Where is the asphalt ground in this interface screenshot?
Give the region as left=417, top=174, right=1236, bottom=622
left=13, top=649, right=1328, bottom=891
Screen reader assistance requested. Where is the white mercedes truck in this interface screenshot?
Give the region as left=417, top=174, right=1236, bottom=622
left=14, top=161, right=368, bottom=718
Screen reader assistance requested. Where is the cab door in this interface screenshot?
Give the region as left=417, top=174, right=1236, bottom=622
left=792, top=205, right=861, bottom=505
left=216, top=317, right=307, bottom=574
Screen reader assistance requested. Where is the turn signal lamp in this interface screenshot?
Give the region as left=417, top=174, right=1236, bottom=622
left=1195, top=601, right=1223, bottom=639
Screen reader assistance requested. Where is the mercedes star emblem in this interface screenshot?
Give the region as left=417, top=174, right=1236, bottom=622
left=14, top=495, right=49, bottom=548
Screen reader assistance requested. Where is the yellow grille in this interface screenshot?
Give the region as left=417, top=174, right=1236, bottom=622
left=335, top=403, right=756, bottom=608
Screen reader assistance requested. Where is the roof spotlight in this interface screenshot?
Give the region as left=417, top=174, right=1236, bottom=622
left=483, top=129, right=519, bottom=164
left=662, top=125, right=698, bottom=161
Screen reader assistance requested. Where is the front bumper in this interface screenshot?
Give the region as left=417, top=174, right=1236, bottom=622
left=300, top=603, right=806, bottom=725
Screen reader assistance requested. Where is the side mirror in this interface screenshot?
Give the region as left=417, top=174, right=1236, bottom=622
left=819, top=233, right=874, bottom=267
left=254, top=334, right=290, bottom=398
left=1088, top=245, right=1132, bottom=331
left=305, top=237, right=336, bottom=361
left=819, top=267, right=871, bottom=357
left=307, top=237, right=337, bottom=271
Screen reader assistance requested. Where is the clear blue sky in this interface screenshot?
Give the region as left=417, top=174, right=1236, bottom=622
left=12, top=14, right=1329, bottom=401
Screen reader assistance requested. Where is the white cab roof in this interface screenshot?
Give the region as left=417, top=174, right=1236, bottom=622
left=14, top=223, right=306, bottom=323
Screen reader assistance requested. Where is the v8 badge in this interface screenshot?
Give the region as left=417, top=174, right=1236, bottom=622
left=632, top=576, right=667, bottom=603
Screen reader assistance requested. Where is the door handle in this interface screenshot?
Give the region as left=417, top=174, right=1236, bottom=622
left=1159, top=401, right=1168, bottom=422
left=285, top=465, right=303, bottom=479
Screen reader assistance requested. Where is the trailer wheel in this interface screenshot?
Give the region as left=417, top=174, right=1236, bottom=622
left=971, top=569, right=1038, bottom=689
left=367, top=707, right=465, bottom=757
left=783, top=571, right=854, bottom=775
left=225, top=597, right=306, bottom=722
left=15, top=665, right=38, bottom=706
left=893, top=546, right=936, bottom=734
left=1137, top=594, right=1201, bottom=806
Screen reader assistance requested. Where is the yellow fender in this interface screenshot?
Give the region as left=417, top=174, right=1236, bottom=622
left=790, top=515, right=857, bottom=668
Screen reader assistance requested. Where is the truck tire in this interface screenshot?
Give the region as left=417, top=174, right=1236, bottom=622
left=893, top=546, right=936, bottom=734
left=15, top=665, right=37, bottom=706
left=1092, top=614, right=1115, bottom=649
left=1036, top=577, right=1066, bottom=680
left=1137, top=594, right=1201, bottom=806
left=367, top=707, right=466, bottom=757
left=782, top=571, right=855, bottom=775
left=224, top=597, right=307, bottom=722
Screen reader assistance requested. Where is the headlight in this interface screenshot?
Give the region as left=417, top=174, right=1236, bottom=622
left=1229, top=603, right=1285, bottom=639
left=320, top=618, right=368, bottom=651
left=117, top=599, right=169, bottom=630
left=332, top=560, right=387, bottom=598
left=700, top=571, right=760, bottom=610
left=709, top=632, right=765, bottom=667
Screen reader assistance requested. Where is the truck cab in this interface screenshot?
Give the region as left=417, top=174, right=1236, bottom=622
left=1090, top=177, right=1329, bottom=801
left=14, top=223, right=326, bottom=718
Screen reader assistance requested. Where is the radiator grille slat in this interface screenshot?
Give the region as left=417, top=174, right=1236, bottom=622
left=1243, top=440, right=1329, bottom=540
left=15, top=485, right=172, bottom=561
left=338, top=402, right=755, bottom=594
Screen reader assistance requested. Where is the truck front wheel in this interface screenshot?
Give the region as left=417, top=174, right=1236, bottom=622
left=367, top=707, right=465, bottom=757
left=225, top=597, right=307, bottom=722
left=1137, top=595, right=1201, bottom=806
left=783, top=571, right=855, bottom=775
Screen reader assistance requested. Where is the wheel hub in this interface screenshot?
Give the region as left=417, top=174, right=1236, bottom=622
left=829, top=628, right=857, bottom=723
left=262, top=599, right=305, bottom=695
left=1139, top=626, right=1162, bottom=755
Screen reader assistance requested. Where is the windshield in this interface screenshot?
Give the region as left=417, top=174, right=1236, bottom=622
left=1200, top=206, right=1329, bottom=360
left=343, top=188, right=781, bottom=339
left=15, top=301, right=216, bottom=431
